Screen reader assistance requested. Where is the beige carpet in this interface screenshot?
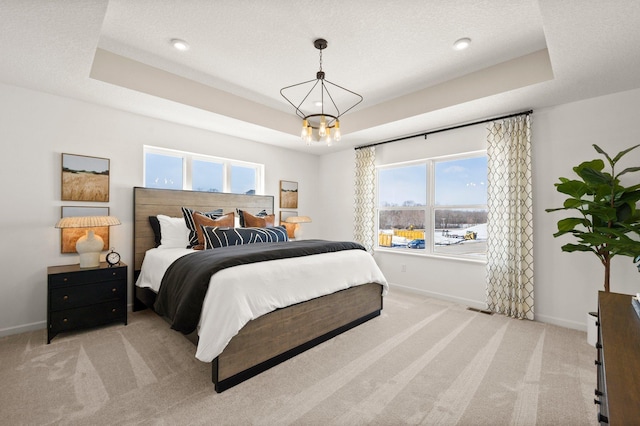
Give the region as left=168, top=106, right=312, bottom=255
left=0, top=289, right=596, bottom=425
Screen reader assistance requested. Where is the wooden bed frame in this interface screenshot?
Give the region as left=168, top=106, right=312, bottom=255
left=133, top=187, right=383, bottom=392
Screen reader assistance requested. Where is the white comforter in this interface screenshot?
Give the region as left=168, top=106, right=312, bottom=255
left=135, top=246, right=388, bottom=362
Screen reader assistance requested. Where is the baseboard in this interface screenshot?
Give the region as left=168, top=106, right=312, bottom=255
left=533, top=313, right=587, bottom=332
left=0, top=320, right=46, bottom=338
left=389, top=283, right=486, bottom=310
left=389, top=283, right=588, bottom=332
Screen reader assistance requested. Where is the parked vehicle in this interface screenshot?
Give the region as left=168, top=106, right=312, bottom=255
left=407, top=239, right=425, bottom=249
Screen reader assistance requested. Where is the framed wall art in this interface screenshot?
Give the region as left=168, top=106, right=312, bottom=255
left=279, top=180, right=298, bottom=209
left=61, top=153, right=110, bottom=202
left=60, top=206, right=110, bottom=253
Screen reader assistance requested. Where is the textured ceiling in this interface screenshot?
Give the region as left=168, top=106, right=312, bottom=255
left=1, top=0, right=640, bottom=154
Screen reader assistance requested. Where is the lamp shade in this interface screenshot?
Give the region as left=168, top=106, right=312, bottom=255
left=285, top=216, right=312, bottom=224
left=284, top=216, right=311, bottom=240
left=55, top=216, right=120, bottom=268
left=55, top=216, right=121, bottom=228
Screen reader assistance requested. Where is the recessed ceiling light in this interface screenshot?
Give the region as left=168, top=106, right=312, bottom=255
left=453, top=37, right=471, bottom=51
left=171, top=38, right=190, bottom=51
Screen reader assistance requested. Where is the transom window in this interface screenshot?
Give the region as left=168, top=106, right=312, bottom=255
left=144, top=146, right=264, bottom=195
left=377, top=152, right=487, bottom=260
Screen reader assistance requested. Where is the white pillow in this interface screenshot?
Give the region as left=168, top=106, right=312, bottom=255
left=157, top=214, right=189, bottom=249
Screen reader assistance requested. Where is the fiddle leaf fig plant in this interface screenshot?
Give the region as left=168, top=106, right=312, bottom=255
left=546, top=144, right=640, bottom=292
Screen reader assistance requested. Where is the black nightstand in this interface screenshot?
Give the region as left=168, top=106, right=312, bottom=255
left=47, top=262, right=127, bottom=343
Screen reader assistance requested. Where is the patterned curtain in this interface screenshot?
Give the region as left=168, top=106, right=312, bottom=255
left=486, top=115, right=534, bottom=320
left=354, top=146, right=376, bottom=253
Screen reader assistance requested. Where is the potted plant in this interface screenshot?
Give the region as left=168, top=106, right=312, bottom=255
left=547, top=144, right=640, bottom=342
left=546, top=144, right=640, bottom=290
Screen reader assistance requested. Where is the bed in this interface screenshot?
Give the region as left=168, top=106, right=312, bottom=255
left=132, top=187, right=387, bottom=392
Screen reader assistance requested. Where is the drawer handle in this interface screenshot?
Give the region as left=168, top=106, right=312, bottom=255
left=112, top=272, right=117, bottom=276
left=63, top=318, right=68, bottom=323
left=63, top=295, right=69, bottom=301
left=112, top=288, right=117, bottom=293
left=112, top=308, right=116, bottom=313
left=63, top=278, right=68, bottom=282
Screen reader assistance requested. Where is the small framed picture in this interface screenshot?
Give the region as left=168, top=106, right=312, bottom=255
left=280, top=210, right=297, bottom=225
left=279, top=180, right=298, bottom=209
left=60, top=206, right=109, bottom=253
left=61, top=153, right=110, bottom=202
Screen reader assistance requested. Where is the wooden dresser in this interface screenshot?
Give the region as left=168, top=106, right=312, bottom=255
left=47, top=262, right=127, bottom=343
left=596, top=291, right=640, bottom=424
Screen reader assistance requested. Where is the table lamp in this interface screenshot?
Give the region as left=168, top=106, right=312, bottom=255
left=55, top=216, right=121, bottom=268
left=284, top=216, right=312, bottom=240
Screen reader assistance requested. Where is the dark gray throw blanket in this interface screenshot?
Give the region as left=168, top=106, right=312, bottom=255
left=153, top=239, right=365, bottom=334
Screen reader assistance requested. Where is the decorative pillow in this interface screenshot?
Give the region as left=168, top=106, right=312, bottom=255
left=148, top=216, right=162, bottom=247
left=202, top=225, right=288, bottom=249
left=192, top=212, right=235, bottom=250
left=182, top=207, right=224, bottom=248
left=237, top=209, right=275, bottom=228
left=157, top=214, right=190, bottom=248
left=237, top=209, right=270, bottom=227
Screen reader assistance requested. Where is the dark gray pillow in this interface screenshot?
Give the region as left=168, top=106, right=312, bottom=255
left=148, top=216, right=162, bottom=247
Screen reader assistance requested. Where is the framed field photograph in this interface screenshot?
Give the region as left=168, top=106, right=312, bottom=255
left=61, top=153, right=110, bottom=202
left=279, top=180, right=298, bottom=209
left=60, top=206, right=110, bottom=253
left=279, top=210, right=297, bottom=224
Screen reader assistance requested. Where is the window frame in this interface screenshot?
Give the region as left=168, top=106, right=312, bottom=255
left=376, top=150, right=487, bottom=262
left=143, top=145, right=264, bottom=195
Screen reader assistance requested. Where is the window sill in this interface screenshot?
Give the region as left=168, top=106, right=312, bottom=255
left=374, top=247, right=487, bottom=265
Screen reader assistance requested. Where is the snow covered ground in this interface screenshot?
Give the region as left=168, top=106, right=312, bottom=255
left=382, top=223, right=487, bottom=248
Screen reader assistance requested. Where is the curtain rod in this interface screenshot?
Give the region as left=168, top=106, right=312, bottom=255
left=354, top=109, right=533, bottom=150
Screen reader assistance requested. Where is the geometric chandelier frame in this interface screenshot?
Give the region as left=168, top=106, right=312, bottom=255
left=280, top=38, right=363, bottom=145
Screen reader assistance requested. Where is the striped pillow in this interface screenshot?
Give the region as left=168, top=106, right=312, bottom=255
left=182, top=207, right=224, bottom=248
left=202, top=225, right=289, bottom=249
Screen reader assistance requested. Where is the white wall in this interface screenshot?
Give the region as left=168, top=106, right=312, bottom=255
left=3, top=80, right=640, bottom=336
left=533, top=88, right=640, bottom=328
left=319, top=87, right=640, bottom=330
left=0, top=82, right=321, bottom=336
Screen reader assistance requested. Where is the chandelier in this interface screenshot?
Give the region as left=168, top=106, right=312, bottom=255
left=280, top=39, right=363, bottom=146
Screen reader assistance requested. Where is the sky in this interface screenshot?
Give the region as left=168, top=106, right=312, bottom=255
left=379, top=156, right=487, bottom=207
left=145, top=154, right=256, bottom=194
left=63, top=154, right=109, bottom=174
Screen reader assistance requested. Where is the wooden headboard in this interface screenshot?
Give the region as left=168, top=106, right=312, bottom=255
left=133, top=187, right=274, bottom=272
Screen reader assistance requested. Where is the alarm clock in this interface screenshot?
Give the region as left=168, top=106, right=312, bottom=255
left=106, top=248, right=121, bottom=266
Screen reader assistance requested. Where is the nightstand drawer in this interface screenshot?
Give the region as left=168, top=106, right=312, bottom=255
left=50, top=280, right=126, bottom=311
left=49, top=267, right=126, bottom=287
left=50, top=301, right=126, bottom=332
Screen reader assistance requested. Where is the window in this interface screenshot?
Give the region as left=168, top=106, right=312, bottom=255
left=377, top=152, right=487, bottom=260
left=144, top=146, right=264, bottom=194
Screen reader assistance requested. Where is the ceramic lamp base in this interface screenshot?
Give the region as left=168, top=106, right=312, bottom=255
left=76, top=229, right=104, bottom=268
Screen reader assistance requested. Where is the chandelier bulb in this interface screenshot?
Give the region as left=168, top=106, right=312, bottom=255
left=318, top=115, right=327, bottom=137
left=326, top=129, right=332, bottom=146
left=334, top=120, right=341, bottom=141
left=301, top=119, right=308, bottom=140
left=306, top=125, right=312, bottom=143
